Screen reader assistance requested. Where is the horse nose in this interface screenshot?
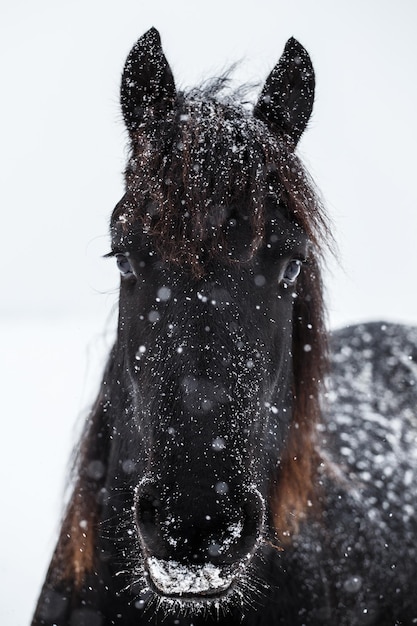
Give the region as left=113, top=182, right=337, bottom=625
left=134, top=479, right=264, bottom=566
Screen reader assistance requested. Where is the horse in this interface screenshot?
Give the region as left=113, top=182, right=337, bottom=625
left=32, top=28, right=417, bottom=626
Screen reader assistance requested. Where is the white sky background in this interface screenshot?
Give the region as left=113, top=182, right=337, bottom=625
left=1, top=1, right=416, bottom=624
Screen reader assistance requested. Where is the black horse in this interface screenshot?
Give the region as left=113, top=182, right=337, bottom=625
left=32, top=28, right=417, bottom=626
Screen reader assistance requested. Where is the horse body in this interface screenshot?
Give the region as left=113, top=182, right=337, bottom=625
left=32, top=29, right=417, bottom=626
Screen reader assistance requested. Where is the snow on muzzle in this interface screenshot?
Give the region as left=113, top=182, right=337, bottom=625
left=146, top=558, right=236, bottom=598
left=134, top=478, right=265, bottom=598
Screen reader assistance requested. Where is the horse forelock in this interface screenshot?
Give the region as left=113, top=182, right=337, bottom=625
left=112, top=86, right=330, bottom=272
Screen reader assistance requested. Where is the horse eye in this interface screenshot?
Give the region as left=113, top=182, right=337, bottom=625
left=283, top=259, right=302, bottom=284
left=116, top=254, right=133, bottom=277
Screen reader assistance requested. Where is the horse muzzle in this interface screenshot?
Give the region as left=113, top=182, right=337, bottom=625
left=134, top=477, right=265, bottom=600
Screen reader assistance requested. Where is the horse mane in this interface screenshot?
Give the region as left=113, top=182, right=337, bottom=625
left=46, top=78, right=332, bottom=591
left=43, top=350, right=116, bottom=589
left=273, top=255, right=328, bottom=540
left=112, top=79, right=330, bottom=275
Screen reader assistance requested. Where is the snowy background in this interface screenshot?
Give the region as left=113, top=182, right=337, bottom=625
left=1, top=1, right=416, bottom=623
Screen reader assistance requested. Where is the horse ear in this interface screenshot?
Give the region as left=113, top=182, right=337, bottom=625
left=120, top=27, right=176, bottom=133
left=254, top=38, right=315, bottom=147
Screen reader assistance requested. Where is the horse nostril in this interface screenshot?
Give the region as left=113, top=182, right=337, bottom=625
left=239, top=487, right=265, bottom=553
left=139, top=493, right=161, bottom=522
left=205, top=488, right=264, bottom=564
left=135, top=482, right=165, bottom=557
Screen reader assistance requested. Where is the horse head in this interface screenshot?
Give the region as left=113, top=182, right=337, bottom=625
left=102, top=28, right=328, bottom=607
